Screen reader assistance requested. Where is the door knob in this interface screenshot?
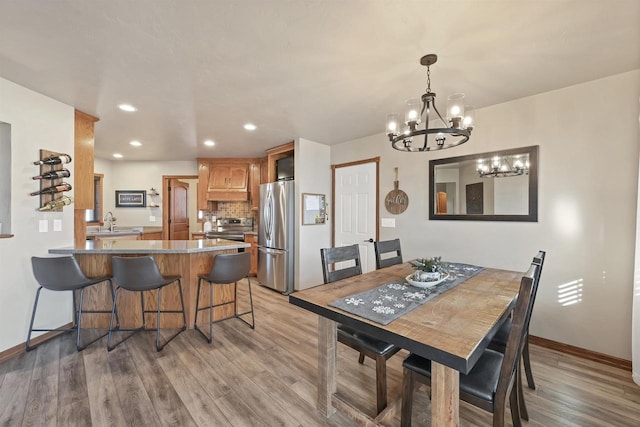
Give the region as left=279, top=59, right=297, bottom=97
left=364, top=238, right=374, bottom=243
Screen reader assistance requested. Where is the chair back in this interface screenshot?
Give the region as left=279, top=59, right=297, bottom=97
left=112, top=256, right=165, bottom=291
left=374, top=239, right=403, bottom=269
left=31, top=256, right=89, bottom=290
left=320, top=244, right=362, bottom=284
left=203, top=252, right=251, bottom=284
left=495, top=262, right=539, bottom=400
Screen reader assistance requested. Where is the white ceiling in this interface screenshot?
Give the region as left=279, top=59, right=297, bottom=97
left=1, top=1, right=638, bottom=161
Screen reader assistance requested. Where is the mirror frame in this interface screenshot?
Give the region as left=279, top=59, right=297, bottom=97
left=429, top=145, right=539, bottom=222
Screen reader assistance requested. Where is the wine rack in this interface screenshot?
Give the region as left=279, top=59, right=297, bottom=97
left=36, top=149, right=71, bottom=212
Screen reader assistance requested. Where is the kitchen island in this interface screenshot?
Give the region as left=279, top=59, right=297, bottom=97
left=49, top=239, right=250, bottom=328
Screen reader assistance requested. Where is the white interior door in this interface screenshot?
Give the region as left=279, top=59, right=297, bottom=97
left=334, top=161, right=377, bottom=273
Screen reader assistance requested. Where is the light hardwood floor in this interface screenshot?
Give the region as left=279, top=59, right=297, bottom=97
left=1, top=281, right=639, bottom=426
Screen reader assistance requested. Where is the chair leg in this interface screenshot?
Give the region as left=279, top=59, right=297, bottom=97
left=375, top=355, right=388, bottom=415
left=400, top=368, right=414, bottom=427
left=358, top=353, right=365, bottom=364
left=26, top=287, right=44, bottom=351
left=517, top=359, right=529, bottom=420
left=509, top=382, right=522, bottom=427
left=246, top=277, right=255, bottom=329
left=522, top=337, right=536, bottom=389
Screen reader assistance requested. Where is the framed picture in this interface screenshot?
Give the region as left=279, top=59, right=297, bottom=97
left=115, top=190, right=146, bottom=208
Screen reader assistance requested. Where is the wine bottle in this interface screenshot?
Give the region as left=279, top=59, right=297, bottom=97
left=37, top=196, right=72, bottom=211
left=30, top=183, right=72, bottom=196
left=33, top=154, right=72, bottom=165
left=32, top=169, right=71, bottom=180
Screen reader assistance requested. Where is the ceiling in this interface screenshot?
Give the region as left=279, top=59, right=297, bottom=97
left=1, top=1, right=638, bottom=161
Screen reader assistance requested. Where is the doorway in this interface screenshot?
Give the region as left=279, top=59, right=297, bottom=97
left=162, top=175, right=198, bottom=240
left=332, top=158, right=379, bottom=273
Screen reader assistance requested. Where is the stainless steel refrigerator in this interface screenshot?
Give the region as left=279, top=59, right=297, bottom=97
left=258, top=180, right=294, bottom=294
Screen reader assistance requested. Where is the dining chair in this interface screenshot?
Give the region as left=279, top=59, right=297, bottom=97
left=487, top=250, right=545, bottom=421
left=27, top=256, right=118, bottom=351
left=194, top=252, right=254, bottom=344
left=400, top=261, right=539, bottom=427
left=373, top=238, right=403, bottom=269
left=320, top=244, right=401, bottom=415
left=108, top=256, right=187, bottom=352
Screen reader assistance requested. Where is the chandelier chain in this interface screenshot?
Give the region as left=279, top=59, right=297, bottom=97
left=426, top=65, right=431, bottom=92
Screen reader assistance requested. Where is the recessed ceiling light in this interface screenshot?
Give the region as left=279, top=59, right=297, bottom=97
left=113, top=153, right=123, bottom=158
left=243, top=123, right=257, bottom=131
left=129, top=140, right=142, bottom=147
left=118, top=104, right=137, bottom=112
left=204, top=140, right=215, bottom=147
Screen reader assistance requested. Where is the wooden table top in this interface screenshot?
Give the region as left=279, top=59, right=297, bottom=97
left=289, top=262, right=522, bottom=373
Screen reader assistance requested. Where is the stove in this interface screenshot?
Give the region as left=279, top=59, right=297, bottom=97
left=204, top=217, right=253, bottom=241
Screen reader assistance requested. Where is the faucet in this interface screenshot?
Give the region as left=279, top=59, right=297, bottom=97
left=103, top=211, right=114, bottom=232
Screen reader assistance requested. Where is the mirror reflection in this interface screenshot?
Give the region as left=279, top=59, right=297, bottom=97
left=429, top=146, right=538, bottom=222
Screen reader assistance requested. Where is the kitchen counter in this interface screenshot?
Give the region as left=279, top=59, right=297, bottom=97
left=49, top=239, right=249, bottom=328
left=50, top=238, right=249, bottom=254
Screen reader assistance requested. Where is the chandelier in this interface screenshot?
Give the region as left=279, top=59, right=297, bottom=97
left=386, top=54, right=474, bottom=152
left=477, top=154, right=530, bottom=178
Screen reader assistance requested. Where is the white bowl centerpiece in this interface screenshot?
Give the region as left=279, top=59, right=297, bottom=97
left=407, top=257, right=448, bottom=288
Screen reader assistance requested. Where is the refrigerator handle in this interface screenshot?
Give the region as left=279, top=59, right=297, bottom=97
left=265, top=188, right=273, bottom=241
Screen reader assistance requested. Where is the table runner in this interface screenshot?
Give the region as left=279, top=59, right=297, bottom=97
left=329, top=262, right=484, bottom=325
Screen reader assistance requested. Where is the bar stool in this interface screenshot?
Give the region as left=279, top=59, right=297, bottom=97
left=194, top=252, right=254, bottom=343
left=27, top=256, right=118, bottom=352
left=108, top=256, right=186, bottom=352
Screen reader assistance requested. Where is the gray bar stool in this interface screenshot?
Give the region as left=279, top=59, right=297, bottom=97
left=108, top=256, right=186, bottom=352
left=27, top=256, right=118, bottom=351
left=194, top=252, right=254, bottom=343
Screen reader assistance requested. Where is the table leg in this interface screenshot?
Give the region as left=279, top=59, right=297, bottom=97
left=317, top=316, right=337, bottom=416
left=431, top=361, right=459, bottom=426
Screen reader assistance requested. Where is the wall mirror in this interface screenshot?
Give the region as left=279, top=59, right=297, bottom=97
left=302, top=193, right=326, bottom=225
left=429, top=145, right=538, bottom=222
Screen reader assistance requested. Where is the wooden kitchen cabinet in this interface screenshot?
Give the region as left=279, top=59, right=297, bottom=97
left=141, top=231, right=162, bottom=240
left=208, top=164, right=248, bottom=192
left=245, top=233, right=258, bottom=276
left=198, top=158, right=250, bottom=201
left=265, top=141, right=294, bottom=182
left=249, top=161, right=263, bottom=211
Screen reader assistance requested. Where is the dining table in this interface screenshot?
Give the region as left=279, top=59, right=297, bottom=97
left=289, top=261, right=522, bottom=426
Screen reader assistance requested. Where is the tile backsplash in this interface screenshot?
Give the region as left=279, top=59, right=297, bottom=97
left=211, top=202, right=257, bottom=226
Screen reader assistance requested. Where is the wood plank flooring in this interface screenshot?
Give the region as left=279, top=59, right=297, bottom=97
left=1, top=281, right=639, bottom=426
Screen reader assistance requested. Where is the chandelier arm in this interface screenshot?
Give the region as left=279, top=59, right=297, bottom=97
left=421, top=98, right=430, bottom=151
left=431, top=103, right=448, bottom=128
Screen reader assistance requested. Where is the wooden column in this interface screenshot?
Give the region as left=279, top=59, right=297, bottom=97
left=74, top=110, right=98, bottom=247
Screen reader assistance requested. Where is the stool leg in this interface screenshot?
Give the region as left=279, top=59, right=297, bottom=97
left=26, top=287, right=44, bottom=351
left=108, top=279, right=120, bottom=329
left=209, top=279, right=214, bottom=341
left=156, top=286, right=162, bottom=351
left=107, top=287, right=120, bottom=351
left=75, top=288, right=85, bottom=351
left=194, top=277, right=202, bottom=326
left=234, top=281, right=238, bottom=316
left=178, top=279, right=187, bottom=330
left=194, top=278, right=212, bottom=343
left=140, top=290, right=146, bottom=329
left=247, top=278, right=255, bottom=329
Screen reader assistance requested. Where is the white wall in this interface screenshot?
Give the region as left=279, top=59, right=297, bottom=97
left=94, top=160, right=197, bottom=227
left=295, top=138, right=332, bottom=290
left=0, top=77, right=75, bottom=352
left=332, top=70, right=640, bottom=360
